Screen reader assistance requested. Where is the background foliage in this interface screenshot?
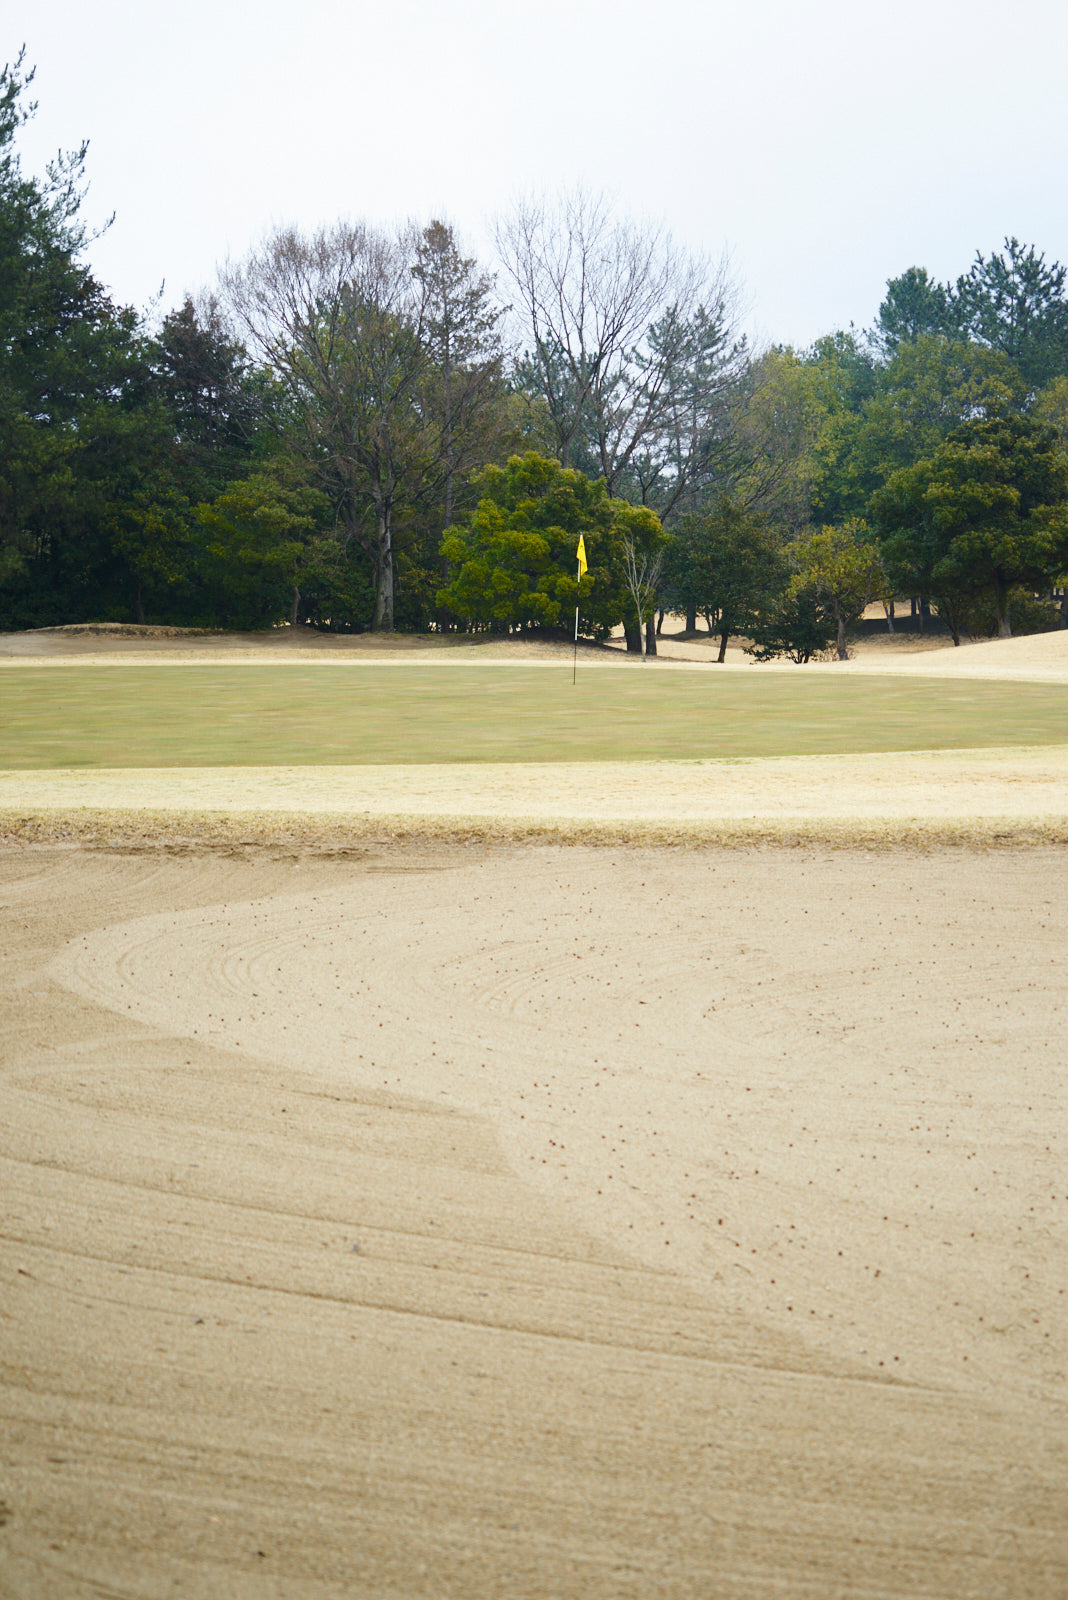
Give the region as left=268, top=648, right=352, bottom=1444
left=3, top=52, right=1068, bottom=650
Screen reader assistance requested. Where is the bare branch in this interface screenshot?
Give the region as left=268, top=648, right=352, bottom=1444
left=621, top=534, right=666, bottom=659
left=219, top=220, right=430, bottom=630
left=495, top=188, right=745, bottom=509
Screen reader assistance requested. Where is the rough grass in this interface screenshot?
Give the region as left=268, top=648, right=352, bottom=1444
left=3, top=806, right=1066, bottom=853
left=3, top=663, right=1068, bottom=769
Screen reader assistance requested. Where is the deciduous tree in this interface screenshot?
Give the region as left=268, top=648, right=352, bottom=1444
left=222, top=221, right=432, bottom=630
left=496, top=190, right=743, bottom=510
left=788, top=520, right=888, bottom=660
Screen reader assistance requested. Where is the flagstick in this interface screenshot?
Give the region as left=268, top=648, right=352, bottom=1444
left=573, top=538, right=587, bottom=684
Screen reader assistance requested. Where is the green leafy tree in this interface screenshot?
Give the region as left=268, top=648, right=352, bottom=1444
left=728, top=336, right=874, bottom=531
left=871, top=412, right=1068, bottom=638
left=853, top=335, right=1023, bottom=488
left=954, top=238, right=1068, bottom=391
left=0, top=53, right=275, bottom=629
left=437, top=452, right=664, bottom=643
left=664, top=500, right=788, bottom=660
left=745, top=521, right=886, bottom=663
left=1031, top=374, right=1068, bottom=451
left=800, top=332, right=879, bottom=523
left=149, top=296, right=273, bottom=497
left=745, top=587, right=838, bottom=664
left=0, top=50, right=157, bottom=625
left=873, top=267, right=960, bottom=354
left=787, top=520, right=888, bottom=660
left=727, top=347, right=829, bottom=532
left=191, top=470, right=330, bottom=630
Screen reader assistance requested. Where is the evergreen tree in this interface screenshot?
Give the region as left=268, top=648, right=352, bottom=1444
left=0, top=50, right=164, bottom=625
left=871, top=412, right=1068, bottom=638
left=873, top=267, right=960, bottom=354
left=954, top=238, right=1068, bottom=391
left=437, top=451, right=664, bottom=642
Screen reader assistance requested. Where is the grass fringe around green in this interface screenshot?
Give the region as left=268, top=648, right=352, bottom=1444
left=2, top=807, right=1066, bottom=854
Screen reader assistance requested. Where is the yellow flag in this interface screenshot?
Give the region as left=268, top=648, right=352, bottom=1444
left=576, top=536, right=588, bottom=578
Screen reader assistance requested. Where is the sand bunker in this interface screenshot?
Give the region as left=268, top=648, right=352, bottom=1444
left=2, top=843, right=1067, bottom=1597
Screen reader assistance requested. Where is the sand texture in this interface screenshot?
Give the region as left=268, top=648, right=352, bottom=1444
left=1, top=626, right=1067, bottom=1596
left=1, top=844, right=1066, bottom=1598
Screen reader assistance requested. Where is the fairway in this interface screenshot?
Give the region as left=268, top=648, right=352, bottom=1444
left=3, top=661, right=1068, bottom=767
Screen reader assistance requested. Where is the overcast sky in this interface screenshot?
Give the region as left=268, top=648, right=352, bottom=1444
left=14, top=0, right=1068, bottom=349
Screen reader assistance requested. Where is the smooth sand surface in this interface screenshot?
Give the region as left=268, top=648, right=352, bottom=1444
left=2, top=628, right=1067, bottom=1597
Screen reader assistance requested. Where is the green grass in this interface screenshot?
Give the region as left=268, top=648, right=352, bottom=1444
left=2, top=663, right=1067, bottom=768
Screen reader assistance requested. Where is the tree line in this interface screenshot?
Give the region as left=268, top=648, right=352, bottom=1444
left=4, top=49, right=1068, bottom=652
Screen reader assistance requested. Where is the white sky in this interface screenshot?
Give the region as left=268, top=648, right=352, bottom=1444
left=14, top=0, right=1068, bottom=349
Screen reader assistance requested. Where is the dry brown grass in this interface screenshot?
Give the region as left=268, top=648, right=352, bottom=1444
left=3, top=804, right=1067, bottom=853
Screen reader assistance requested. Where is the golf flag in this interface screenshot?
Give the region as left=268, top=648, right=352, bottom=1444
left=572, top=537, right=587, bottom=684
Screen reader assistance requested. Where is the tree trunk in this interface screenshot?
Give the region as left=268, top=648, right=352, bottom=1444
left=996, top=584, right=1012, bottom=637
left=836, top=611, right=848, bottom=660
left=371, top=504, right=394, bottom=631
left=938, top=597, right=962, bottom=646
left=623, top=621, right=643, bottom=653
left=656, top=605, right=665, bottom=636
left=685, top=602, right=697, bottom=633
left=290, top=586, right=300, bottom=627
left=645, top=617, right=656, bottom=656
left=717, top=630, right=729, bottom=663
left=884, top=598, right=895, bottom=633
left=443, top=331, right=454, bottom=532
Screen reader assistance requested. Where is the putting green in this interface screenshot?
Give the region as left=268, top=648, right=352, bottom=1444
left=3, top=662, right=1068, bottom=769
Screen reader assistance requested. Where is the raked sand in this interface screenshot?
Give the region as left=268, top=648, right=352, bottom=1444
left=1, top=627, right=1067, bottom=1597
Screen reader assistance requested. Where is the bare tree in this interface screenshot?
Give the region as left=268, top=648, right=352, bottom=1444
left=495, top=189, right=744, bottom=510
left=621, top=534, right=666, bottom=660
left=221, top=221, right=429, bottom=630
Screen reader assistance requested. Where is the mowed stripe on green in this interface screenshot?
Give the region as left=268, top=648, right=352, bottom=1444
left=3, top=663, right=1067, bottom=768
